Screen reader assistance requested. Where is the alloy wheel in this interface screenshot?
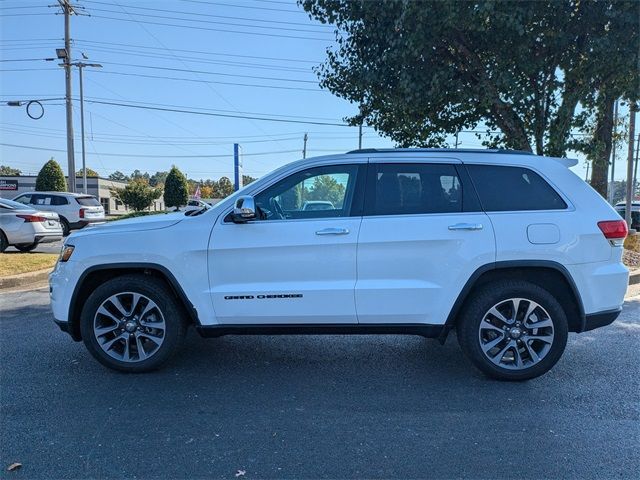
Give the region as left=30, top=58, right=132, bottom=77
left=478, top=297, right=555, bottom=370
left=93, top=292, right=166, bottom=362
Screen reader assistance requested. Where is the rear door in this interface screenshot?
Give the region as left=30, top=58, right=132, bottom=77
left=355, top=159, right=495, bottom=325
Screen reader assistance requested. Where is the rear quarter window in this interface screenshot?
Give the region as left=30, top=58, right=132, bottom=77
left=76, top=196, right=100, bottom=206
left=466, top=165, right=567, bottom=211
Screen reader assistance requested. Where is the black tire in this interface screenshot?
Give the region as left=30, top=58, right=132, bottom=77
left=456, top=280, right=568, bottom=381
left=80, top=274, right=188, bottom=373
left=60, top=217, right=70, bottom=236
left=0, top=230, right=8, bottom=253
left=14, top=242, right=38, bottom=253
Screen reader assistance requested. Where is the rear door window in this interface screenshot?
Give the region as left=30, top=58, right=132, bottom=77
left=365, top=163, right=466, bottom=216
left=31, top=194, right=52, bottom=206
left=466, top=165, right=567, bottom=211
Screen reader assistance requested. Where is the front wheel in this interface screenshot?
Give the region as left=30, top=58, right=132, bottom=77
left=80, top=274, right=187, bottom=372
left=14, top=242, right=38, bottom=252
left=457, top=280, right=568, bottom=381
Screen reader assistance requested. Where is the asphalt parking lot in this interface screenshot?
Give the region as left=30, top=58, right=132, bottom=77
left=1, top=286, right=639, bottom=479
left=2, top=239, right=63, bottom=255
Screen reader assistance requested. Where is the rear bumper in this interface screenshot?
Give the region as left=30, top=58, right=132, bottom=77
left=34, top=233, right=62, bottom=244
left=583, top=308, right=622, bottom=332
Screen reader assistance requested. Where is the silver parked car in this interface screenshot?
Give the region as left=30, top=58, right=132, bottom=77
left=0, top=198, right=63, bottom=252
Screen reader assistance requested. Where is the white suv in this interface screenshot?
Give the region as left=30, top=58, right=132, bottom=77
left=13, top=192, right=105, bottom=236
left=49, top=149, right=629, bottom=380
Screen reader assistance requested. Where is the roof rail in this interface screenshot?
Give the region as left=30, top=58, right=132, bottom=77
left=345, top=148, right=534, bottom=155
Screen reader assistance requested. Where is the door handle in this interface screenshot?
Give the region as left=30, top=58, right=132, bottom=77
left=448, top=223, right=483, bottom=231
left=316, top=227, right=350, bottom=236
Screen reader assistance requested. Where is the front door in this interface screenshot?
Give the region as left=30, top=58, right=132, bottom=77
left=208, top=163, right=365, bottom=325
left=355, top=160, right=495, bottom=325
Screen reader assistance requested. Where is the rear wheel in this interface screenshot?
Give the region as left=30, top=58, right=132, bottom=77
left=457, top=280, right=568, bottom=381
left=0, top=231, right=7, bottom=253
left=14, top=242, right=38, bottom=253
left=80, top=274, right=187, bottom=372
left=60, top=218, right=70, bottom=236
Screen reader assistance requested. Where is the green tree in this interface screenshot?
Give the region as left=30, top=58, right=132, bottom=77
left=0, top=165, right=21, bottom=175
left=242, top=175, right=257, bottom=186
left=131, top=169, right=150, bottom=183
left=76, top=167, right=99, bottom=177
left=35, top=158, right=66, bottom=192
left=164, top=166, right=189, bottom=210
left=300, top=0, right=639, bottom=160
left=305, top=175, right=346, bottom=207
left=108, top=171, right=130, bottom=182
left=149, top=171, right=169, bottom=187
left=214, top=176, right=235, bottom=198
left=110, top=179, right=162, bottom=212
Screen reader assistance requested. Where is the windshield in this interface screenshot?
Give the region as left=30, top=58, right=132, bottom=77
left=0, top=198, right=33, bottom=210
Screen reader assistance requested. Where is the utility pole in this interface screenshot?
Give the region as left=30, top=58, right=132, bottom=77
left=585, top=162, right=590, bottom=182
left=59, top=0, right=76, bottom=192
left=233, top=143, right=242, bottom=191
left=358, top=123, right=363, bottom=150
left=71, top=61, right=102, bottom=194
left=302, top=133, right=308, bottom=159
left=624, top=103, right=637, bottom=228
left=633, top=132, right=639, bottom=199
left=455, top=130, right=460, bottom=149
left=609, top=100, right=619, bottom=204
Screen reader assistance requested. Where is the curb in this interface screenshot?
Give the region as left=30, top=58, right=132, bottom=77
left=0, top=268, right=53, bottom=291
left=630, top=269, right=640, bottom=286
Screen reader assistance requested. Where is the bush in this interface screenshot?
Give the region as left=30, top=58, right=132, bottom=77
left=35, top=158, right=67, bottom=192
left=110, top=179, right=162, bottom=212
left=164, top=166, right=188, bottom=210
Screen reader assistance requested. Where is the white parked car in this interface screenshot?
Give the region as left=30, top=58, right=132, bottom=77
left=614, top=200, right=640, bottom=229
left=13, top=192, right=105, bottom=236
left=50, top=148, right=629, bottom=380
left=302, top=200, right=335, bottom=211
left=0, top=198, right=63, bottom=252
left=179, top=199, right=211, bottom=213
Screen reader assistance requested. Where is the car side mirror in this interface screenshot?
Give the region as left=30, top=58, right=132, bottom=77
left=231, top=195, right=257, bottom=223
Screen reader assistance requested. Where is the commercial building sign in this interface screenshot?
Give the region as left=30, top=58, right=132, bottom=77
left=0, top=179, right=18, bottom=191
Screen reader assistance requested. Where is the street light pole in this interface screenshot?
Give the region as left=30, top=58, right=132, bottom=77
left=78, top=63, right=87, bottom=193
left=70, top=61, right=101, bottom=194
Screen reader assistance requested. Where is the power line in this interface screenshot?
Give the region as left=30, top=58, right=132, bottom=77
left=0, top=141, right=302, bottom=158
left=0, top=58, right=56, bottom=62
left=81, top=95, right=343, bottom=121
left=89, top=15, right=332, bottom=41
left=81, top=1, right=333, bottom=30
left=178, top=0, right=308, bottom=15
left=79, top=45, right=314, bottom=73
left=0, top=121, right=347, bottom=140
left=74, top=39, right=320, bottom=64
left=82, top=99, right=353, bottom=126
left=95, top=60, right=316, bottom=84
left=89, top=69, right=323, bottom=92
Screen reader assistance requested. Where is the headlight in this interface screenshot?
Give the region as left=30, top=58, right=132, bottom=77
left=59, top=245, right=75, bottom=262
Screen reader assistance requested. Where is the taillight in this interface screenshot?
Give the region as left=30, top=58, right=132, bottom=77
left=79, top=208, right=85, bottom=219
left=597, top=220, right=628, bottom=245
left=16, top=214, right=46, bottom=223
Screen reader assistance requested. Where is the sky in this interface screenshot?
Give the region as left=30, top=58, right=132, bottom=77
left=0, top=0, right=635, bottom=183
